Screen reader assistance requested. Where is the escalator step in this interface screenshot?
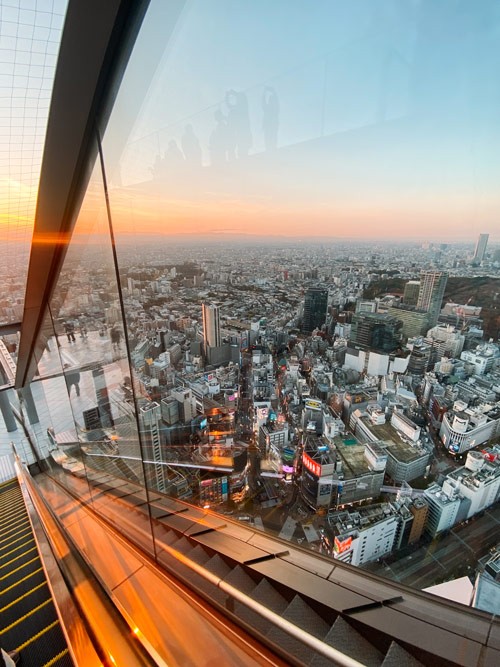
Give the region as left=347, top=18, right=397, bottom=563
left=223, top=565, right=258, bottom=595
left=381, top=641, right=425, bottom=667
left=266, top=595, right=330, bottom=664
left=0, top=567, right=46, bottom=608
left=188, top=544, right=212, bottom=566
left=310, top=616, right=383, bottom=667
left=0, top=555, right=42, bottom=591
left=1, top=597, right=58, bottom=649
left=41, top=647, right=73, bottom=667
left=172, top=536, right=194, bottom=555
left=234, top=578, right=288, bottom=636
left=204, top=554, right=232, bottom=578
left=0, top=580, right=50, bottom=628
left=15, top=621, right=69, bottom=667
left=0, top=535, right=35, bottom=565
left=0, top=482, right=74, bottom=666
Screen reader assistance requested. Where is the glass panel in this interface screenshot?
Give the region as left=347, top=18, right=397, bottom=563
left=33, top=155, right=155, bottom=555
left=0, top=0, right=69, bottom=327
left=95, top=0, right=500, bottom=602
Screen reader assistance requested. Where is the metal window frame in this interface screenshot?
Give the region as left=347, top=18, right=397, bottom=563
left=15, top=0, right=150, bottom=389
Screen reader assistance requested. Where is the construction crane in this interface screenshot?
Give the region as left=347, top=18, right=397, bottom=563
left=456, top=297, right=472, bottom=331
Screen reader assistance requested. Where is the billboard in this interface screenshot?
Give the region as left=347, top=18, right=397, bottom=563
left=199, top=476, right=228, bottom=504
left=257, top=407, right=269, bottom=421
left=304, top=398, right=322, bottom=411
left=334, top=535, right=352, bottom=554
left=302, top=452, right=321, bottom=477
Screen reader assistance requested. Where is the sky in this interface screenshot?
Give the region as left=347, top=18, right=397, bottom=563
left=0, top=0, right=67, bottom=254
left=98, top=0, right=500, bottom=243
left=3, top=1, right=500, bottom=247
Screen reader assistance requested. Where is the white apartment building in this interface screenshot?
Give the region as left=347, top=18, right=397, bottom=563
left=328, top=507, right=399, bottom=566
left=423, top=483, right=461, bottom=537
left=461, top=343, right=499, bottom=376
left=443, top=450, right=500, bottom=519
left=426, top=324, right=464, bottom=358
left=439, top=405, right=500, bottom=455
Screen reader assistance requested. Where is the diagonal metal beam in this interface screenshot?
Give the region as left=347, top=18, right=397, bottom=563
left=15, top=0, right=150, bottom=389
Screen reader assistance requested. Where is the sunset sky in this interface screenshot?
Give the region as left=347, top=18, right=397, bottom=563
left=3, top=1, right=500, bottom=245
left=99, top=0, right=500, bottom=243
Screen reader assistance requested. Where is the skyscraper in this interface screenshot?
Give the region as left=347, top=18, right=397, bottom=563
left=403, top=280, right=421, bottom=306
left=202, top=303, right=221, bottom=348
left=350, top=312, right=402, bottom=352
left=302, top=287, right=328, bottom=333
left=472, top=233, right=489, bottom=265
left=416, top=270, right=448, bottom=328
left=140, top=401, right=166, bottom=493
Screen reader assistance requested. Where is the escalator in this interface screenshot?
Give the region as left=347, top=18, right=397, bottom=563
left=0, top=478, right=72, bottom=667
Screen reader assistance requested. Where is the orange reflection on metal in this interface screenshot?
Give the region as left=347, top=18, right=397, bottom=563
left=31, top=231, right=72, bottom=245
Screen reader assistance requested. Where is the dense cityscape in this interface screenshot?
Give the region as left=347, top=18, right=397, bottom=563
left=2, top=234, right=500, bottom=610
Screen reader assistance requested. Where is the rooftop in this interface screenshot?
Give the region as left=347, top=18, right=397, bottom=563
left=360, top=416, right=429, bottom=462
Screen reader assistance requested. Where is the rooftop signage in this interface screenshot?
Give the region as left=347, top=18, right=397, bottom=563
left=302, top=452, right=321, bottom=477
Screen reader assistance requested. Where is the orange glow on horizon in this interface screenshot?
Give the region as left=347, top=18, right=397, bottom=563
left=2, top=181, right=499, bottom=244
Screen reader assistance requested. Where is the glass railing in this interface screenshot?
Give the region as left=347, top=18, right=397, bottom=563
left=6, top=0, right=500, bottom=633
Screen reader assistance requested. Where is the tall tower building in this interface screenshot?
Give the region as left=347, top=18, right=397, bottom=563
left=472, top=233, right=489, bottom=265
left=202, top=303, right=221, bottom=348
left=403, top=280, right=420, bottom=306
left=416, top=271, right=448, bottom=328
left=140, top=402, right=166, bottom=493
left=302, top=287, right=328, bottom=333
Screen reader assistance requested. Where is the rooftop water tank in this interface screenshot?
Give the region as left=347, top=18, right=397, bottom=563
left=465, top=450, right=484, bottom=472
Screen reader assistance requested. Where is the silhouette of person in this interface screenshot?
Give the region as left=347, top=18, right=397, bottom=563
left=64, top=321, right=76, bottom=343
left=64, top=364, right=80, bottom=397
left=208, top=109, right=229, bottom=165
left=164, top=139, right=184, bottom=164
left=225, top=89, right=252, bottom=158
left=262, top=86, right=279, bottom=150
left=111, top=326, right=121, bottom=349
left=151, top=152, right=163, bottom=179
left=181, top=124, right=202, bottom=165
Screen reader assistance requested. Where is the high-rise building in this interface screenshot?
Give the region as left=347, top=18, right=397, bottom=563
left=472, top=233, right=489, bottom=264
left=403, top=280, right=420, bottom=306
left=416, top=270, right=448, bottom=327
left=140, top=401, right=166, bottom=493
left=202, top=302, right=221, bottom=348
left=387, top=304, right=428, bottom=339
left=350, top=312, right=402, bottom=352
left=171, top=387, right=197, bottom=423
left=302, top=287, right=328, bottom=333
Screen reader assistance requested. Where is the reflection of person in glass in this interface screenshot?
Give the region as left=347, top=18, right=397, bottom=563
left=208, top=109, right=229, bottom=165
left=64, top=321, right=76, bottom=342
left=111, top=326, right=121, bottom=349
left=165, top=139, right=183, bottom=163
left=64, top=363, right=80, bottom=397
left=262, top=86, right=279, bottom=150
left=225, top=89, right=252, bottom=158
left=181, top=124, right=202, bottom=165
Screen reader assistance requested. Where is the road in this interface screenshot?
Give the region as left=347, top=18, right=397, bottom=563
left=365, top=504, right=500, bottom=589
